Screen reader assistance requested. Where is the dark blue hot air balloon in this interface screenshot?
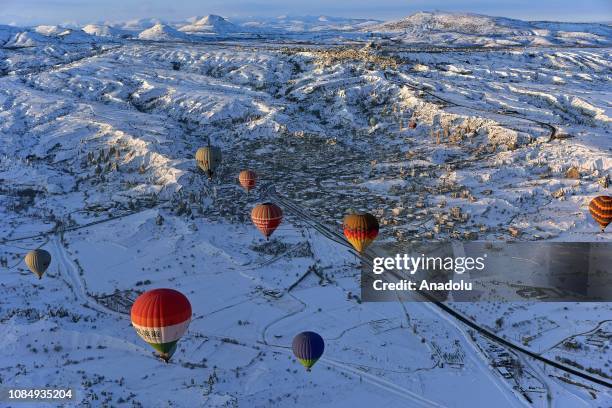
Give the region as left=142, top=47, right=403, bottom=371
left=292, top=331, right=324, bottom=371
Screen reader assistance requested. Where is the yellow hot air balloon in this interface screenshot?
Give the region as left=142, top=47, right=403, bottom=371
left=24, top=249, right=52, bottom=279
left=195, top=146, right=222, bottom=179
left=343, top=213, right=379, bottom=253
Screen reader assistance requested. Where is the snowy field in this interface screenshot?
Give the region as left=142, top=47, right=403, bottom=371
left=0, top=11, right=611, bottom=407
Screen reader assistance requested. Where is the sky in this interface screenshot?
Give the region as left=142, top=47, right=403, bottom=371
left=1, top=0, right=611, bottom=26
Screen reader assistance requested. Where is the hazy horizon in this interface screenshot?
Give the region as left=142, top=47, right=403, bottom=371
left=1, top=0, right=611, bottom=26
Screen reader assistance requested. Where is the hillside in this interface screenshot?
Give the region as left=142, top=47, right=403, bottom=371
left=82, top=24, right=132, bottom=38
left=178, top=14, right=241, bottom=34
left=138, top=23, right=192, bottom=41
left=369, top=11, right=611, bottom=47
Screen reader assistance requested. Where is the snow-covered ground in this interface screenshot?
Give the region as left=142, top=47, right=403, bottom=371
left=0, top=11, right=610, bottom=408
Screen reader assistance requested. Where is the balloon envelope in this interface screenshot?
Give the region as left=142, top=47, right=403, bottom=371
left=343, top=213, right=379, bottom=252
left=195, top=146, right=222, bottom=178
left=238, top=170, right=257, bottom=192
left=24, top=249, right=51, bottom=279
left=131, top=289, right=192, bottom=362
left=292, top=331, right=324, bottom=370
left=251, top=203, right=283, bottom=239
left=589, top=195, right=612, bottom=231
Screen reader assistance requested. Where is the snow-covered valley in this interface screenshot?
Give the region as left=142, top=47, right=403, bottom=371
left=0, top=11, right=611, bottom=408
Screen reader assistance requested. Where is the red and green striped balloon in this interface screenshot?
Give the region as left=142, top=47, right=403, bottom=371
left=131, top=289, right=192, bottom=362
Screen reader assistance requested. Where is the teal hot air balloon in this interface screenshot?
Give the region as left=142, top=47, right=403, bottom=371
left=292, top=331, right=324, bottom=371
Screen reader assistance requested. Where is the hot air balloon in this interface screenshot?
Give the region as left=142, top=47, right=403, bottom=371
left=292, top=331, right=324, bottom=371
left=238, top=170, right=257, bottom=193
left=130, top=289, right=192, bottom=363
left=343, top=213, right=379, bottom=253
left=24, top=249, right=51, bottom=279
left=589, top=195, right=612, bottom=232
left=251, top=203, right=282, bottom=240
left=195, top=146, right=222, bottom=179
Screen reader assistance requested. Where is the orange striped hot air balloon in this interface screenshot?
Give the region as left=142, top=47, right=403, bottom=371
left=589, top=195, right=612, bottom=232
left=130, top=289, right=192, bottom=363
left=343, top=213, right=379, bottom=253
left=251, top=203, right=282, bottom=240
left=238, top=170, right=257, bottom=192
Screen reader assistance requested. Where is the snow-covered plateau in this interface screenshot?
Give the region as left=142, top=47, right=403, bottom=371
left=0, top=11, right=610, bottom=408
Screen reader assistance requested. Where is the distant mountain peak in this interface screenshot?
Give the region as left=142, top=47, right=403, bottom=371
left=370, top=10, right=530, bottom=35
left=365, top=10, right=610, bottom=47
left=179, top=14, right=240, bottom=34
left=196, top=15, right=228, bottom=25
left=82, top=24, right=131, bottom=38
left=138, top=23, right=190, bottom=40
